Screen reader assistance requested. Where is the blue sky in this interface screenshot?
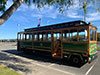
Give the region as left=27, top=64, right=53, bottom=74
left=0, top=0, right=100, bottom=39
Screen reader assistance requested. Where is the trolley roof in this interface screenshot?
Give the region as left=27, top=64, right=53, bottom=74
left=25, top=20, right=88, bottom=32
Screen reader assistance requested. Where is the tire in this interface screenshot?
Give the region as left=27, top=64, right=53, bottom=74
left=72, top=56, right=80, bottom=64
left=70, top=55, right=82, bottom=66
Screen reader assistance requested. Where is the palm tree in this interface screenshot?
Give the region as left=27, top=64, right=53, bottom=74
left=83, top=0, right=87, bottom=21
left=0, top=0, right=24, bottom=25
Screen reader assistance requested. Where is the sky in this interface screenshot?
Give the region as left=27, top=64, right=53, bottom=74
left=0, top=0, right=100, bottom=39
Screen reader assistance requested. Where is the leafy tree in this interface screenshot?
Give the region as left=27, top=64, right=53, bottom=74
left=0, top=0, right=100, bottom=25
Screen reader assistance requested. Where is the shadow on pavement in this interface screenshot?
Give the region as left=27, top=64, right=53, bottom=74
left=0, top=51, right=31, bottom=73
left=3, top=49, right=86, bottom=68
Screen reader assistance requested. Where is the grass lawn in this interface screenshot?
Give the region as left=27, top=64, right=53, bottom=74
left=0, top=65, right=21, bottom=75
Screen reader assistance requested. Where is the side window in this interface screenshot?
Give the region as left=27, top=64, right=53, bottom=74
left=48, top=34, right=51, bottom=41
left=90, top=29, right=93, bottom=41
left=34, top=34, right=37, bottom=41
left=26, top=34, right=30, bottom=40
left=72, top=32, right=77, bottom=41
left=54, top=33, right=57, bottom=41
left=29, top=34, right=32, bottom=40
left=62, top=31, right=72, bottom=41
left=79, top=29, right=87, bottom=41
left=69, top=33, right=72, bottom=41
left=22, top=34, right=25, bottom=40
left=63, top=33, right=66, bottom=41
left=66, top=33, right=69, bottom=41
left=43, top=34, right=46, bottom=41
left=20, top=34, right=22, bottom=40
left=25, top=33, right=32, bottom=40
left=62, top=29, right=88, bottom=42
left=54, top=33, right=61, bottom=41
left=39, top=34, right=42, bottom=41
left=17, top=33, right=21, bottom=40
left=79, top=32, right=85, bottom=40
left=69, top=31, right=77, bottom=41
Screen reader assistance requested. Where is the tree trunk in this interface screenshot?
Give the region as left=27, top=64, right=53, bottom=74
left=0, top=0, right=24, bottom=25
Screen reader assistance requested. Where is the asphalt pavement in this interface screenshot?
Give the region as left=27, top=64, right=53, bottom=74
left=0, top=42, right=100, bottom=75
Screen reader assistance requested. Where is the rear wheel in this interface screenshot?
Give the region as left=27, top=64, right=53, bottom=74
left=72, top=56, right=80, bottom=64
left=70, top=55, right=82, bottom=66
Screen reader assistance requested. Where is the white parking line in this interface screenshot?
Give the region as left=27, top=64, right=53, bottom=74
left=31, top=61, right=74, bottom=75
left=48, top=64, right=55, bottom=67
left=85, top=62, right=96, bottom=75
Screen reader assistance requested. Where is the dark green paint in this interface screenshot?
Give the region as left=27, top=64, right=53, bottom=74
left=62, top=43, right=88, bottom=51
left=20, top=41, right=51, bottom=49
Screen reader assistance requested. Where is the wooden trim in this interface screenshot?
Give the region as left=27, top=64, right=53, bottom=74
left=87, top=27, right=90, bottom=43
left=89, top=41, right=97, bottom=43
left=87, top=27, right=90, bottom=62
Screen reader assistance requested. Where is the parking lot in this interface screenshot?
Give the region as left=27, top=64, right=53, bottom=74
left=0, top=42, right=100, bottom=75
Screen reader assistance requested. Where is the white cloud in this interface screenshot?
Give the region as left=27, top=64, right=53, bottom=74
left=68, top=0, right=80, bottom=9
left=30, top=5, right=60, bottom=19
left=17, top=4, right=30, bottom=12
left=60, top=0, right=84, bottom=19
left=65, top=10, right=83, bottom=18
left=88, top=12, right=99, bottom=16
left=16, top=4, right=60, bottom=19
left=42, top=6, right=59, bottom=19
left=31, top=14, right=43, bottom=18
left=5, top=0, right=100, bottom=22
left=86, top=12, right=100, bottom=21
